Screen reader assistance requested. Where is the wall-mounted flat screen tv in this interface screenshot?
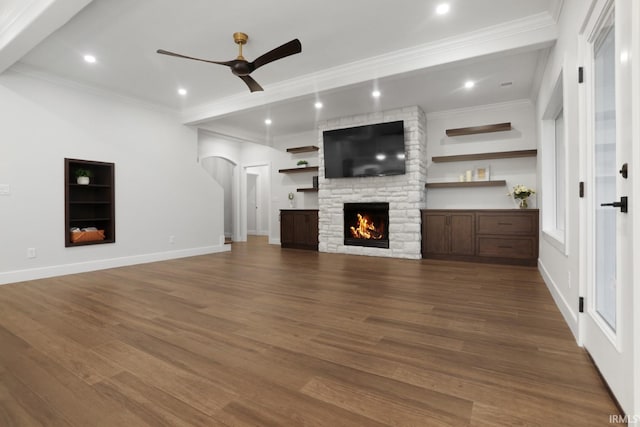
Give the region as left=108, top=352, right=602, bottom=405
left=323, top=120, right=405, bottom=178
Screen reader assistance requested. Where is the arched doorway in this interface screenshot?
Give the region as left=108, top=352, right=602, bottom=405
left=200, top=156, right=237, bottom=243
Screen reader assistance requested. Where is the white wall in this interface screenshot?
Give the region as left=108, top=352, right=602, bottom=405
left=198, top=130, right=316, bottom=244
left=426, top=100, right=538, bottom=209
left=245, top=165, right=269, bottom=236
left=0, top=69, right=227, bottom=285
left=536, top=0, right=593, bottom=339
left=201, top=156, right=235, bottom=238
left=270, top=131, right=318, bottom=193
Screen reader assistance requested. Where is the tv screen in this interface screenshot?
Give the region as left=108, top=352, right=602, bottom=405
left=323, top=121, right=405, bottom=178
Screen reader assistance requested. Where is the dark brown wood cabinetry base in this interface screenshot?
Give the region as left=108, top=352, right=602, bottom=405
left=280, top=209, right=319, bottom=251
left=422, top=209, right=539, bottom=266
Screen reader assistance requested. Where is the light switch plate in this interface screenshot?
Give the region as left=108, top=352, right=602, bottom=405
left=0, top=184, right=10, bottom=195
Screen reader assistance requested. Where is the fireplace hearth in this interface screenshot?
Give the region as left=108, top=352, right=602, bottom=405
left=344, top=203, right=389, bottom=248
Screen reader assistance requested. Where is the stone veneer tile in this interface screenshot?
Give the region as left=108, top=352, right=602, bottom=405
left=318, top=106, right=427, bottom=260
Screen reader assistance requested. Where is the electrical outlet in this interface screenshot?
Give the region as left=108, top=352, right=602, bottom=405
left=27, top=248, right=36, bottom=258
left=0, top=184, right=9, bottom=196
left=169, top=235, right=175, bottom=244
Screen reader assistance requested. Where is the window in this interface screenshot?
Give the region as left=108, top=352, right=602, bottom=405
left=555, top=109, right=565, bottom=233
left=542, top=72, right=567, bottom=252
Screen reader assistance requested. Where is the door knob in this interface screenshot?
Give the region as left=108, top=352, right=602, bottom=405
left=601, top=196, right=628, bottom=213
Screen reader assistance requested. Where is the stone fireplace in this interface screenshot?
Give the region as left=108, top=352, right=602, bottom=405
left=344, top=202, right=389, bottom=249
left=317, top=106, right=427, bottom=259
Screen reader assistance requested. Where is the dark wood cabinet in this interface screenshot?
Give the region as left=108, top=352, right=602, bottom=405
left=64, top=158, right=115, bottom=247
left=422, top=211, right=474, bottom=256
left=422, top=209, right=538, bottom=266
left=280, top=210, right=318, bottom=251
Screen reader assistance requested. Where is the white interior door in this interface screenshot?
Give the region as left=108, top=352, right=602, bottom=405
left=246, top=173, right=257, bottom=235
left=581, top=0, right=635, bottom=414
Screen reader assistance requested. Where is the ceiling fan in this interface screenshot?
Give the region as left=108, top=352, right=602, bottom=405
left=157, top=32, right=302, bottom=93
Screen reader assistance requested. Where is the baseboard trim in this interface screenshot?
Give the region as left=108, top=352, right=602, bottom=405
left=268, top=237, right=281, bottom=245
left=538, top=259, right=579, bottom=340
left=0, top=245, right=231, bottom=286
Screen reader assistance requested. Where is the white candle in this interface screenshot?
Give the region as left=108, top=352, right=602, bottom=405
left=466, top=170, right=472, bottom=182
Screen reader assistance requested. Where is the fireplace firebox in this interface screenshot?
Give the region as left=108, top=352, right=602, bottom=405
left=343, top=203, right=389, bottom=248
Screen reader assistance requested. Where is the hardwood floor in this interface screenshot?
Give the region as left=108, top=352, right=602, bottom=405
left=0, top=237, right=621, bottom=426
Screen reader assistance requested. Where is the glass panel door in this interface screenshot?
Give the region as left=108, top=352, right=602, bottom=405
left=593, top=19, right=616, bottom=330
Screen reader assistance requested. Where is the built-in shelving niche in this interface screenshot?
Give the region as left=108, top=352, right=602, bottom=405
left=64, top=158, right=115, bottom=247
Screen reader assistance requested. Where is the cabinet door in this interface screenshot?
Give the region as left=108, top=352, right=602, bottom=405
left=304, top=211, right=319, bottom=246
left=450, top=213, right=475, bottom=255
left=280, top=212, right=295, bottom=245
left=293, top=213, right=308, bottom=244
left=423, top=213, right=449, bottom=255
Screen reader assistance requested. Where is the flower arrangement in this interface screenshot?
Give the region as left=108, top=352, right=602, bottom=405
left=509, top=184, right=535, bottom=209
left=297, top=160, right=309, bottom=167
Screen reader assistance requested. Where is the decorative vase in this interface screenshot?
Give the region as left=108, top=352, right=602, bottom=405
left=77, top=176, right=90, bottom=185
left=519, top=198, right=528, bottom=209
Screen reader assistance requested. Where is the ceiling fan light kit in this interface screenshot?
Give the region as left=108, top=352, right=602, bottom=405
left=157, top=32, right=302, bottom=93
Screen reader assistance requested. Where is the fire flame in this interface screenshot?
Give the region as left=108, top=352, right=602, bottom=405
left=350, top=213, right=384, bottom=240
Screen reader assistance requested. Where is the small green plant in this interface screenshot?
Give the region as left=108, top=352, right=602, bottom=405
left=74, top=168, right=93, bottom=178
left=297, top=160, right=309, bottom=166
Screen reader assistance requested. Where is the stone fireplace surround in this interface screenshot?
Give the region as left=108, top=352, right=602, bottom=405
left=317, top=106, right=428, bottom=259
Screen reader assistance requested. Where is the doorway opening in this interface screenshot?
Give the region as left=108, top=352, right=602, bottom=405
left=201, top=156, right=237, bottom=243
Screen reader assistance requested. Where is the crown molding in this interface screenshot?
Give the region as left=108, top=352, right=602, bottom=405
left=426, top=99, right=533, bottom=120
left=0, top=0, right=92, bottom=73
left=182, top=12, right=558, bottom=125
left=550, top=0, right=566, bottom=22
left=529, top=46, right=553, bottom=104
left=8, top=62, right=180, bottom=117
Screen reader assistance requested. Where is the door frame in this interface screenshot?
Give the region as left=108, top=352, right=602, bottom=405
left=578, top=0, right=637, bottom=415
left=631, top=0, right=640, bottom=413
left=241, top=163, right=271, bottom=241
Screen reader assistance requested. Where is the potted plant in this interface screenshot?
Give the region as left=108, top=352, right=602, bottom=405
left=75, top=168, right=92, bottom=185
left=297, top=160, right=309, bottom=168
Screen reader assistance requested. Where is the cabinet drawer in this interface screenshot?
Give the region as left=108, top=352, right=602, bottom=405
left=477, top=236, right=536, bottom=259
left=476, top=213, right=536, bottom=235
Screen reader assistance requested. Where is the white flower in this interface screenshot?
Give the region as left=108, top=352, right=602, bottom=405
left=509, top=184, right=535, bottom=200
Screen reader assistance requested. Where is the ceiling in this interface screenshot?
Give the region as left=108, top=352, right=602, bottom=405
left=6, top=0, right=561, bottom=140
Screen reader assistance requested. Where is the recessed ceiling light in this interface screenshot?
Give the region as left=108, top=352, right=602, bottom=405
left=464, top=80, right=475, bottom=89
left=314, top=101, right=323, bottom=109
left=372, top=90, right=381, bottom=98
left=83, top=54, right=96, bottom=64
left=436, top=3, right=450, bottom=15
left=177, top=88, right=187, bottom=96
left=376, top=153, right=387, bottom=161
left=264, top=118, right=272, bottom=125
left=396, top=153, right=406, bottom=160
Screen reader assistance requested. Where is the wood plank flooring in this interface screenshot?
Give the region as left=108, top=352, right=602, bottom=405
left=0, top=237, right=621, bottom=426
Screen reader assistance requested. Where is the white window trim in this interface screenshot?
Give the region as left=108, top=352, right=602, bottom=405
left=541, top=70, right=568, bottom=255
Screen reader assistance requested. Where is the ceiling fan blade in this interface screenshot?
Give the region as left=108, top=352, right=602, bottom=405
left=251, top=39, right=302, bottom=70
left=238, top=75, right=264, bottom=92
left=156, top=49, right=234, bottom=67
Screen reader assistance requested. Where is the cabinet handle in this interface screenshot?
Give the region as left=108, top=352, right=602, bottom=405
left=498, top=222, right=512, bottom=226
